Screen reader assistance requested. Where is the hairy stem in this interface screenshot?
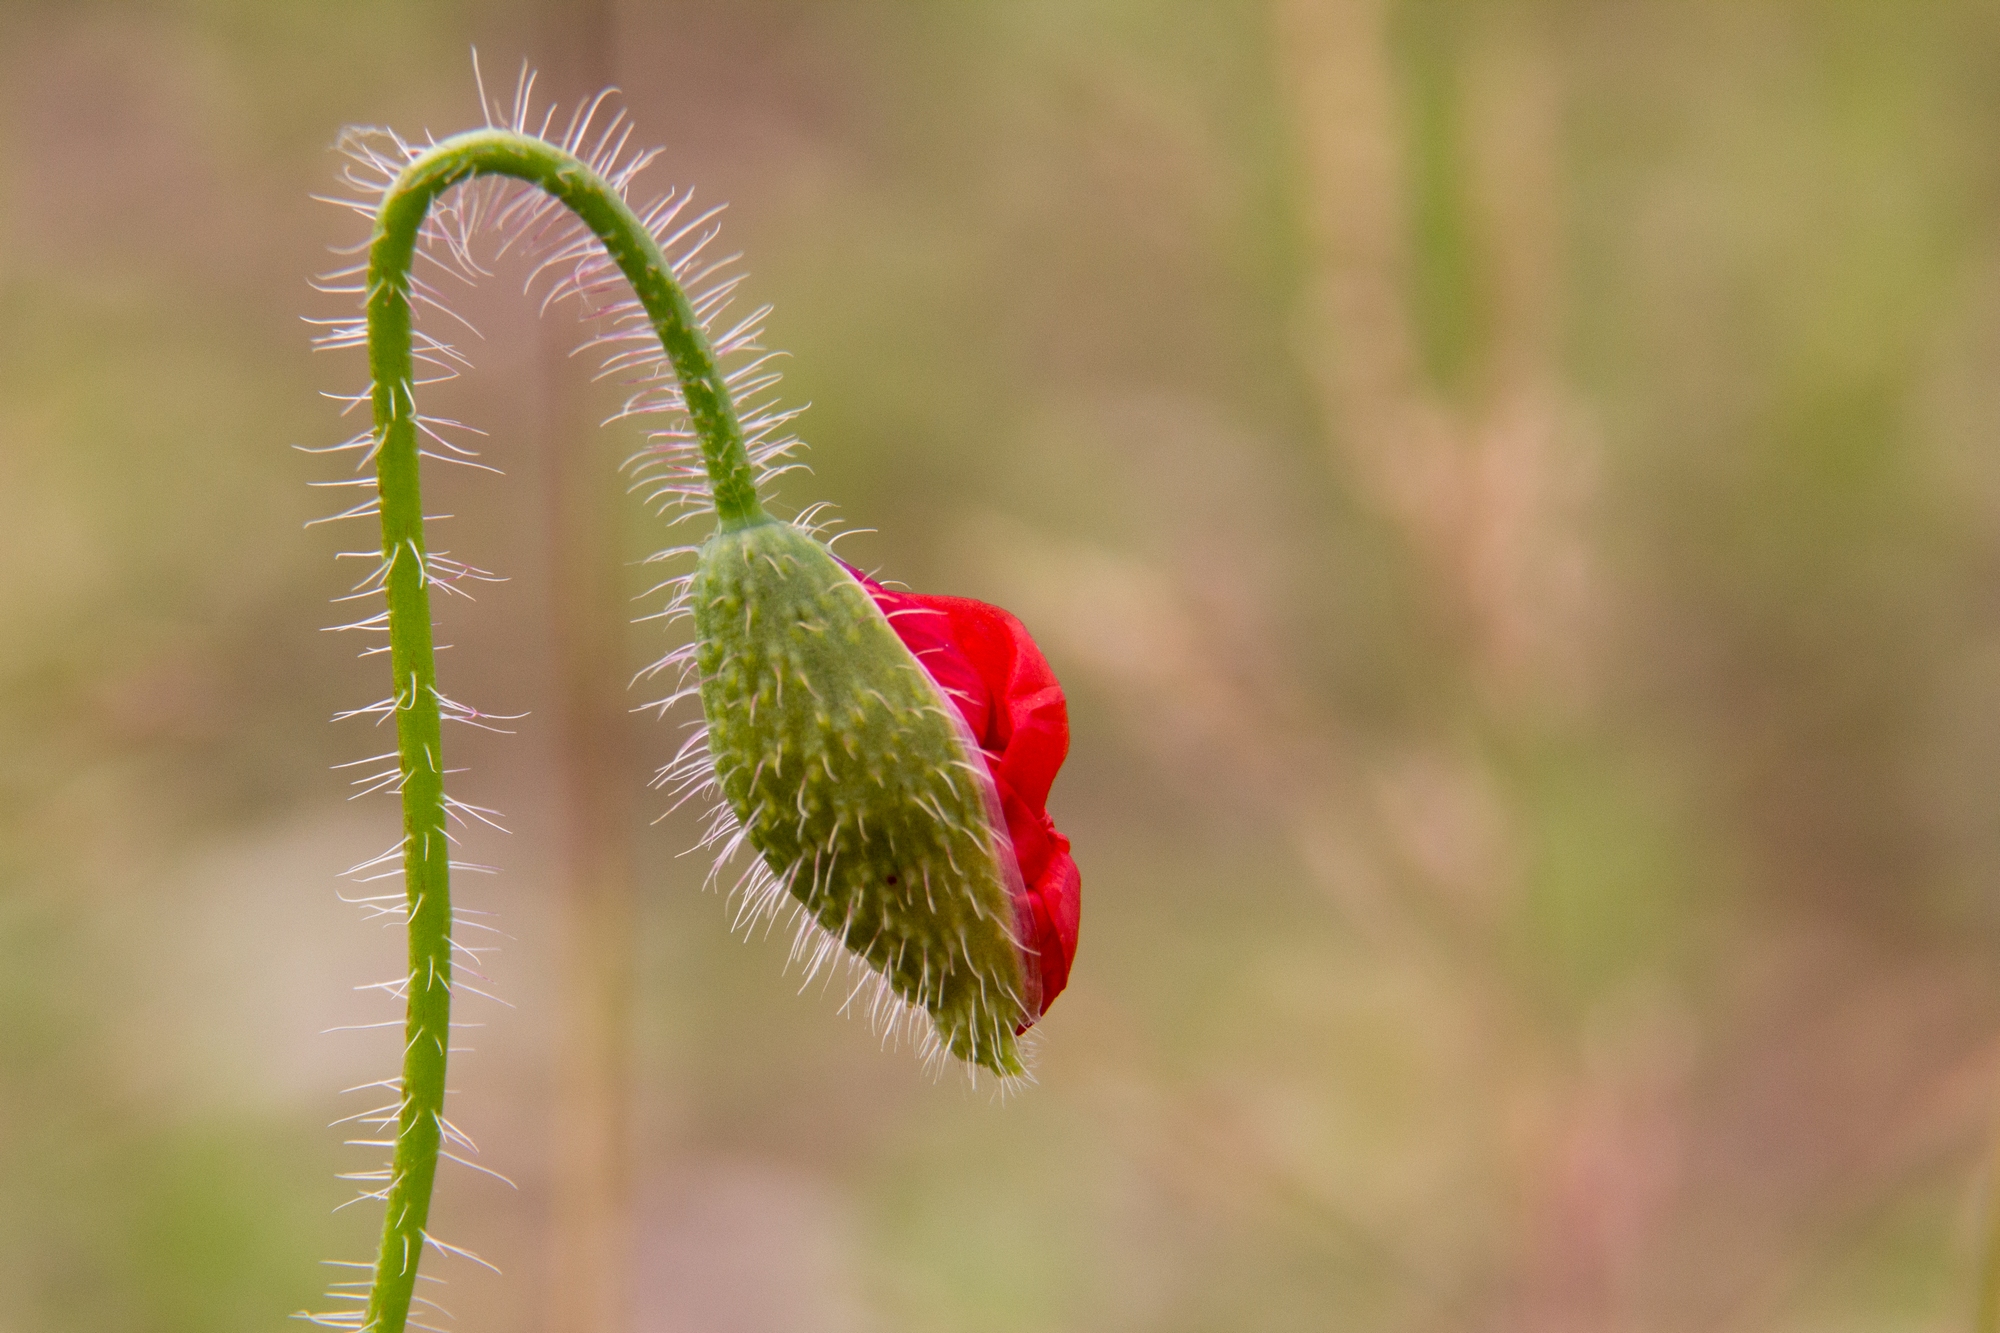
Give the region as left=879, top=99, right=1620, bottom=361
left=361, top=127, right=764, bottom=1333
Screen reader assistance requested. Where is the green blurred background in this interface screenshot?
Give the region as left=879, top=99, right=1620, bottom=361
left=8, top=0, right=2000, bottom=1329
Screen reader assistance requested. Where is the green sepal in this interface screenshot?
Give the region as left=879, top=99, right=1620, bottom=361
left=693, top=521, right=1029, bottom=1074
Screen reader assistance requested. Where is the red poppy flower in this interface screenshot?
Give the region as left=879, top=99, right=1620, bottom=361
left=841, top=563, right=1080, bottom=1025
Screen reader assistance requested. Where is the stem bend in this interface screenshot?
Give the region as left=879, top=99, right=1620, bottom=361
left=360, top=127, right=762, bottom=1333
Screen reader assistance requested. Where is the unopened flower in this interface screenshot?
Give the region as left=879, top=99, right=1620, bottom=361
left=309, top=73, right=1090, bottom=1333
left=691, top=520, right=1078, bottom=1075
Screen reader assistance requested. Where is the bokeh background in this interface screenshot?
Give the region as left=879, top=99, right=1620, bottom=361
left=8, top=1, right=2000, bottom=1329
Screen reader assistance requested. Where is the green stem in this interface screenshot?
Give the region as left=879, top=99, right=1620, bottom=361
left=360, top=128, right=765, bottom=1333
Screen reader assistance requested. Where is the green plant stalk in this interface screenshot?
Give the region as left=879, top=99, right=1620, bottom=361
left=361, top=128, right=765, bottom=1333
left=1981, top=1132, right=2000, bottom=1333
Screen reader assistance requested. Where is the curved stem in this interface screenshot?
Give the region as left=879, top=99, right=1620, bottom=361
left=360, top=128, right=764, bottom=1333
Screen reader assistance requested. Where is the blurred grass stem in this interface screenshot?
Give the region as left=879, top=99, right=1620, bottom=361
left=533, top=14, right=636, bottom=1333
left=1981, top=1136, right=2000, bottom=1332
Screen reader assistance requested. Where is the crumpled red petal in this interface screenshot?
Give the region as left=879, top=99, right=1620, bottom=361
left=841, top=563, right=1079, bottom=1023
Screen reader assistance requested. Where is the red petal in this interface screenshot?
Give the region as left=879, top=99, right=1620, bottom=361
left=841, top=563, right=1080, bottom=1021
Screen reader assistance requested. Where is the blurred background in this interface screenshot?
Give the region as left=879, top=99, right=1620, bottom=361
left=7, top=1, right=2000, bottom=1329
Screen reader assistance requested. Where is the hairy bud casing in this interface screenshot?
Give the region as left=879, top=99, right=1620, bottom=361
left=693, top=520, right=1033, bottom=1075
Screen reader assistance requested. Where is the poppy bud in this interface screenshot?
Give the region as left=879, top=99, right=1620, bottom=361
left=693, top=519, right=1065, bottom=1075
